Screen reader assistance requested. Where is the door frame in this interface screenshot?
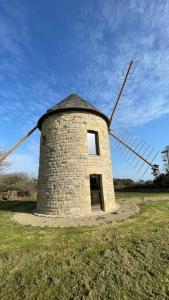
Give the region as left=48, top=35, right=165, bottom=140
left=89, top=174, right=104, bottom=211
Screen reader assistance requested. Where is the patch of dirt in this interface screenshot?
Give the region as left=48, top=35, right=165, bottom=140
left=11, top=197, right=169, bottom=228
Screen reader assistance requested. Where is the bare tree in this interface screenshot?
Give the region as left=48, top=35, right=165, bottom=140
left=0, top=172, right=37, bottom=198
left=0, top=146, right=9, bottom=173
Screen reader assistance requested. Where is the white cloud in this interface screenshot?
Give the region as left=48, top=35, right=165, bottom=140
left=69, top=0, right=169, bottom=127
left=8, top=152, right=39, bottom=176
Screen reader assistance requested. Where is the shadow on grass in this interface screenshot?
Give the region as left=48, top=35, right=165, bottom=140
left=0, top=200, right=36, bottom=213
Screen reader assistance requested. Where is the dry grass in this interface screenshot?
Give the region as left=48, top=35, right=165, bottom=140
left=0, top=196, right=169, bottom=299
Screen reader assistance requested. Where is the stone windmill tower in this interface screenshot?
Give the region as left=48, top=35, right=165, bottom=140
left=0, top=60, right=160, bottom=215
left=37, top=93, right=117, bottom=216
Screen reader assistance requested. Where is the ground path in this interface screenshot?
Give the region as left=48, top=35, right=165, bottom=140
left=12, top=196, right=169, bottom=228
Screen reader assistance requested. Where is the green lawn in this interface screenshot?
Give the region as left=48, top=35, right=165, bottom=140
left=115, top=191, right=169, bottom=199
left=0, top=196, right=169, bottom=299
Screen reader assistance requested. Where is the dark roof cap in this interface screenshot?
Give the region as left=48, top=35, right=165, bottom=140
left=38, top=93, right=110, bottom=128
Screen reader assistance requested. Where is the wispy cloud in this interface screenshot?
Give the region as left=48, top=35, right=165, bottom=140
left=73, top=0, right=169, bottom=127
left=8, top=152, right=39, bottom=176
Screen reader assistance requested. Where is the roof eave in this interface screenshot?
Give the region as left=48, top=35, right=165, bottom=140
left=38, top=107, right=110, bottom=129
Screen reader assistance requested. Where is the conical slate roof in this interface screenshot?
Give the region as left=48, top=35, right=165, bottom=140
left=38, top=93, right=110, bottom=128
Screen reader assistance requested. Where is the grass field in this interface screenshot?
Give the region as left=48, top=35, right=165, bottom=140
left=0, top=194, right=169, bottom=299
left=116, top=191, right=169, bottom=199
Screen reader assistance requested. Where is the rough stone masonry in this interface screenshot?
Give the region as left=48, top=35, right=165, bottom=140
left=36, top=94, right=117, bottom=216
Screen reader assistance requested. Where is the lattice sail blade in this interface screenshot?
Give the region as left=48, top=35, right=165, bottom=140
left=109, top=130, right=160, bottom=177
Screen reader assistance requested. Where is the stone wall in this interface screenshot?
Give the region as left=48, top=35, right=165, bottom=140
left=37, top=111, right=116, bottom=216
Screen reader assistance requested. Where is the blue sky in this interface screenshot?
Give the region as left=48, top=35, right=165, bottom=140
left=0, top=0, right=169, bottom=180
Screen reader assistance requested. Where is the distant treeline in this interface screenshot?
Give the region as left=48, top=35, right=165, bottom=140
left=114, top=174, right=169, bottom=192
left=0, top=171, right=169, bottom=200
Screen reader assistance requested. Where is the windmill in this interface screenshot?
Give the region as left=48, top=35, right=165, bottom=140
left=0, top=61, right=160, bottom=216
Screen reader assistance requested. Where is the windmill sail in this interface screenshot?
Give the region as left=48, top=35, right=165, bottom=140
left=108, top=60, right=160, bottom=177
left=109, top=130, right=160, bottom=177
left=109, top=60, right=134, bottom=126
left=0, top=125, right=38, bottom=163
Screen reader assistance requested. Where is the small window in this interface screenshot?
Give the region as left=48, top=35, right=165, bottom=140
left=87, top=130, right=99, bottom=155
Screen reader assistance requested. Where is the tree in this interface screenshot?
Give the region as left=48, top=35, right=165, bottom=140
left=162, top=146, right=169, bottom=174
left=0, top=146, right=9, bottom=173
left=153, top=146, right=169, bottom=187
left=113, top=178, right=134, bottom=190
left=0, top=172, right=37, bottom=193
